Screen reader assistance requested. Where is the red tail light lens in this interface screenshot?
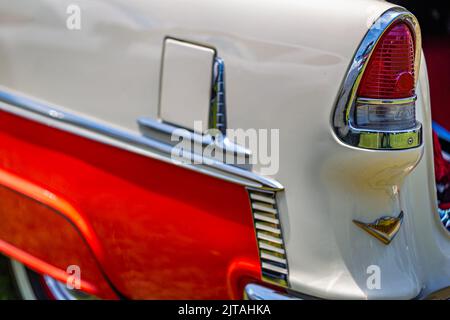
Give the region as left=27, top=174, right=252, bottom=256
left=358, top=23, right=415, bottom=99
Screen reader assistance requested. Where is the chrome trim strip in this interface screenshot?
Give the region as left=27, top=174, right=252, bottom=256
left=252, top=203, right=278, bottom=214
left=138, top=117, right=251, bottom=158
left=257, top=232, right=283, bottom=245
left=348, top=121, right=422, bottom=150
left=259, top=242, right=285, bottom=254
left=332, top=7, right=422, bottom=150
left=356, top=95, right=417, bottom=105
left=260, top=252, right=287, bottom=264
left=255, top=222, right=281, bottom=234
left=244, top=284, right=300, bottom=300
left=245, top=283, right=450, bottom=300
left=43, top=275, right=95, bottom=300
left=254, top=213, right=279, bottom=224
left=250, top=193, right=276, bottom=204
left=262, top=262, right=288, bottom=275
left=0, top=88, right=283, bottom=191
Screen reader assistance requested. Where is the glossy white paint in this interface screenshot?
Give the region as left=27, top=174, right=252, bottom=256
left=402, top=57, right=450, bottom=298
left=0, top=0, right=448, bottom=299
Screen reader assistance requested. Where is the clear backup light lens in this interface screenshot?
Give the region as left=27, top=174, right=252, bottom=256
left=355, top=99, right=416, bottom=130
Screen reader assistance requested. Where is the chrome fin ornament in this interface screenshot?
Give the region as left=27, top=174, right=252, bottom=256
left=209, top=57, right=227, bottom=135
left=353, top=211, right=404, bottom=245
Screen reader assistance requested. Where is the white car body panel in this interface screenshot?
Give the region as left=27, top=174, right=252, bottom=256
left=0, top=0, right=448, bottom=299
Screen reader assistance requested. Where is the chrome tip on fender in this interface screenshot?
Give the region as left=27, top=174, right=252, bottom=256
left=244, top=284, right=300, bottom=300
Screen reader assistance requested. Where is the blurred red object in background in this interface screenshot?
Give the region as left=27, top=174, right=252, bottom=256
left=423, top=36, right=450, bottom=132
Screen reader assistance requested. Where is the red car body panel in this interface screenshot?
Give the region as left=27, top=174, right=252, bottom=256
left=0, top=110, right=262, bottom=299
left=0, top=183, right=117, bottom=299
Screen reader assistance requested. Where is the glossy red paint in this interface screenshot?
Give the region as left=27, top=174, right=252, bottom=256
left=226, top=258, right=263, bottom=299
left=0, top=110, right=262, bottom=299
left=0, top=185, right=117, bottom=299
left=0, top=168, right=106, bottom=265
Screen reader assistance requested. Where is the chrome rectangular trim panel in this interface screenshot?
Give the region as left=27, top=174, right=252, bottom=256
left=0, top=87, right=282, bottom=191
left=159, top=38, right=215, bottom=132
left=356, top=96, right=417, bottom=106
left=247, top=188, right=289, bottom=287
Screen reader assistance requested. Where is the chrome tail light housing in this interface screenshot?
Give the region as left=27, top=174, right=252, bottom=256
left=333, top=7, right=422, bottom=150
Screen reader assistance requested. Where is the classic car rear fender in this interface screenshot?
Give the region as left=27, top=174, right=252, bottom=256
left=0, top=0, right=448, bottom=300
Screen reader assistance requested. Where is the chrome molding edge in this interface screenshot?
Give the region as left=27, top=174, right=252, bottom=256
left=0, top=88, right=283, bottom=191
left=138, top=117, right=252, bottom=170
left=43, top=275, right=96, bottom=300
left=332, top=7, right=423, bottom=150
left=356, top=95, right=417, bottom=106
left=247, top=188, right=289, bottom=288
left=244, top=284, right=300, bottom=300
left=244, top=283, right=450, bottom=300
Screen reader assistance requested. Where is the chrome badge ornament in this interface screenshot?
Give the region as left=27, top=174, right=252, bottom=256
left=353, top=211, right=404, bottom=245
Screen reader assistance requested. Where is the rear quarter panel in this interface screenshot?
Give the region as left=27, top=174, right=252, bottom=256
left=0, top=0, right=447, bottom=299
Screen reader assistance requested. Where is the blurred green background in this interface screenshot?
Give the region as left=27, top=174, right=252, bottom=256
left=0, top=255, right=18, bottom=299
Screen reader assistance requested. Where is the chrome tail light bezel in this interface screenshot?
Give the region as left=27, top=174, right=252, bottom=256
left=332, top=7, right=422, bottom=150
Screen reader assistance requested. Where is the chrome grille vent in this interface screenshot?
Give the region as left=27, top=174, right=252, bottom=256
left=248, top=188, right=288, bottom=287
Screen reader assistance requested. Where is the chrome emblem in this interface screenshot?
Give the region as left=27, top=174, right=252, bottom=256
left=353, top=211, right=404, bottom=245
